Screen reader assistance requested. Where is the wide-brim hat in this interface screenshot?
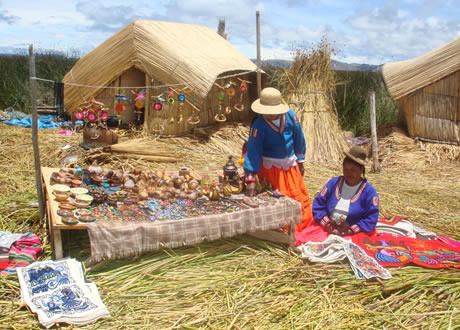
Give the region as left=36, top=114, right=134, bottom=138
left=251, top=87, right=289, bottom=115
left=344, top=146, right=368, bottom=166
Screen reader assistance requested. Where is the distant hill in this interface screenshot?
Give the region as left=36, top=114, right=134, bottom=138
left=254, top=59, right=381, bottom=72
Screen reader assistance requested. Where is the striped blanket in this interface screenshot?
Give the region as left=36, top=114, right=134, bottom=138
left=0, top=233, right=43, bottom=275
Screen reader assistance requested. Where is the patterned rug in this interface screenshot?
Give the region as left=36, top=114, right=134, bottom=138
left=0, top=233, right=43, bottom=275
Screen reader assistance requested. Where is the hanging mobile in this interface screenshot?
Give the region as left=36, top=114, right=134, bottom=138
left=114, top=92, right=126, bottom=128
left=187, top=94, right=200, bottom=125
left=225, top=83, right=235, bottom=115
left=234, top=80, right=248, bottom=112
left=168, top=90, right=175, bottom=124
left=214, top=89, right=227, bottom=122
left=176, top=93, right=186, bottom=124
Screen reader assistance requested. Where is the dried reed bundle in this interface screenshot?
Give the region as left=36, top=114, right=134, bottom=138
left=280, top=39, right=346, bottom=162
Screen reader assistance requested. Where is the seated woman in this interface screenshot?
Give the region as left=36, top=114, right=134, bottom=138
left=312, top=146, right=379, bottom=236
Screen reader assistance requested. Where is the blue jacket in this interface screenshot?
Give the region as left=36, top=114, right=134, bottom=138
left=244, top=110, right=306, bottom=174
left=312, top=176, right=379, bottom=233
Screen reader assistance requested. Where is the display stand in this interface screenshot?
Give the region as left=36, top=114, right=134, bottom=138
left=42, top=167, right=300, bottom=260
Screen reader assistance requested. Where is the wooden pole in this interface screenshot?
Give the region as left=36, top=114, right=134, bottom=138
left=29, top=44, right=45, bottom=220
left=369, top=91, right=380, bottom=173
left=256, top=11, right=261, bottom=97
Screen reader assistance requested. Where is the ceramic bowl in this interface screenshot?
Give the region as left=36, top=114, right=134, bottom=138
left=52, top=184, right=71, bottom=193
left=78, top=214, right=96, bottom=223
left=71, top=179, right=82, bottom=187
left=74, top=200, right=91, bottom=208
left=53, top=190, right=70, bottom=201
left=59, top=202, right=76, bottom=210
left=75, top=208, right=92, bottom=216
left=70, top=187, right=89, bottom=197
left=62, top=216, right=78, bottom=225
left=76, top=194, right=94, bottom=203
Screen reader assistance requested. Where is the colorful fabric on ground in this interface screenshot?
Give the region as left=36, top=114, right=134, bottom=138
left=299, top=235, right=392, bottom=280
left=259, top=165, right=313, bottom=231
left=352, top=234, right=460, bottom=269
left=0, top=233, right=43, bottom=275
left=312, top=176, right=379, bottom=233
left=296, top=218, right=460, bottom=269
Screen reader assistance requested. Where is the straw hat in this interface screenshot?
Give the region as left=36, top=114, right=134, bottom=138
left=344, top=146, right=368, bottom=166
left=251, top=87, right=289, bottom=114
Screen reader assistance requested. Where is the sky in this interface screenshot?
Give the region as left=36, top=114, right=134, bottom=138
left=0, top=0, right=459, bottom=65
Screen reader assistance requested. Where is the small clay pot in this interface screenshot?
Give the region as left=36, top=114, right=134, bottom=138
left=53, top=190, right=70, bottom=202
left=71, top=179, right=82, bottom=187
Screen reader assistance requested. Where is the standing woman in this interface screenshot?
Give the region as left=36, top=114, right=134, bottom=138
left=312, top=146, right=380, bottom=236
left=244, top=87, right=314, bottom=231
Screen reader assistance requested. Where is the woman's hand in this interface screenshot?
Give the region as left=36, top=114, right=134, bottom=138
left=324, top=222, right=339, bottom=235
left=245, top=182, right=256, bottom=197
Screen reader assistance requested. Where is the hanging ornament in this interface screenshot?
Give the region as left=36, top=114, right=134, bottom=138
left=87, top=112, right=97, bottom=122
left=234, top=81, right=247, bottom=112
left=100, top=111, right=109, bottom=121
left=177, top=94, right=186, bottom=102
left=154, top=103, right=162, bottom=111
left=82, top=109, right=89, bottom=118
left=74, top=111, right=84, bottom=120
left=135, top=99, right=144, bottom=109
left=115, top=103, right=125, bottom=113
left=176, top=93, right=186, bottom=124
left=187, top=115, right=200, bottom=125
left=225, top=86, right=235, bottom=115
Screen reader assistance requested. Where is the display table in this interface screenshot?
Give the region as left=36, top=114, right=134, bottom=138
left=42, top=167, right=303, bottom=261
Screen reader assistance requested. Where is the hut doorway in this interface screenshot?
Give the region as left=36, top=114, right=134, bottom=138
left=120, top=67, right=145, bottom=127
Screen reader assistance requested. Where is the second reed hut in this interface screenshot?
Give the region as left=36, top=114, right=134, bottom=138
left=63, top=20, right=264, bottom=135
left=382, top=36, right=459, bottom=144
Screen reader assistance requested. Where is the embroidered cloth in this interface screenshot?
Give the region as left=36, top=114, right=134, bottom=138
left=299, top=234, right=392, bottom=280
left=86, top=196, right=302, bottom=264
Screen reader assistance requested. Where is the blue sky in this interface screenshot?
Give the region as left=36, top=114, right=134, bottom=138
left=0, top=0, right=458, bottom=65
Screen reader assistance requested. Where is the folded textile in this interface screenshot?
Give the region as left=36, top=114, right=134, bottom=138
left=298, top=235, right=392, bottom=280
left=0, top=231, right=23, bottom=249
left=0, top=115, right=59, bottom=129
left=376, top=220, right=437, bottom=240
left=16, top=258, right=110, bottom=328
left=0, top=233, right=43, bottom=275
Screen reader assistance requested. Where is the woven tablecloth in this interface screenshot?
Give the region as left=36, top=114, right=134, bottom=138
left=86, top=197, right=302, bottom=264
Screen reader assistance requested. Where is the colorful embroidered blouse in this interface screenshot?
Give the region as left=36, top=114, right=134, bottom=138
left=312, top=176, right=380, bottom=233
left=243, top=110, right=306, bottom=175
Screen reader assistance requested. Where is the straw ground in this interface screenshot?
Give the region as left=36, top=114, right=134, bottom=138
left=0, top=123, right=459, bottom=329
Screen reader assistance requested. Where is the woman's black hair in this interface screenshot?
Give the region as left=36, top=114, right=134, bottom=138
left=343, top=156, right=366, bottom=180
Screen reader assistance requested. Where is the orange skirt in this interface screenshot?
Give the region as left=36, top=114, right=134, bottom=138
left=259, top=164, right=314, bottom=231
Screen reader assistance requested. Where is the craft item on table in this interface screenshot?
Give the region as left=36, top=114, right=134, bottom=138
left=57, top=209, right=74, bottom=218
left=298, top=235, right=392, bottom=280
left=352, top=233, right=460, bottom=269
left=59, top=202, right=76, bottom=211
left=70, top=187, right=88, bottom=198
left=0, top=233, right=42, bottom=275
left=75, top=209, right=92, bottom=217
left=51, top=184, right=71, bottom=193
left=88, top=187, right=107, bottom=204
left=107, top=194, right=118, bottom=207
left=16, top=258, right=110, bottom=328
left=53, top=190, right=70, bottom=202
left=91, top=204, right=123, bottom=222
left=62, top=216, right=79, bottom=225
left=78, top=214, right=96, bottom=223
left=71, top=179, right=82, bottom=187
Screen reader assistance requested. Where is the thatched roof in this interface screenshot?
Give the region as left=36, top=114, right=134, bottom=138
left=382, top=36, right=460, bottom=100
left=63, top=20, right=257, bottom=111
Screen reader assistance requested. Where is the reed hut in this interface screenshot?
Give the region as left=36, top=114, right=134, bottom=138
left=63, top=20, right=264, bottom=135
left=382, top=36, right=460, bottom=144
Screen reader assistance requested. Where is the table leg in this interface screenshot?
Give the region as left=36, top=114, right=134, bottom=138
left=289, top=222, right=296, bottom=248
left=53, top=229, right=63, bottom=259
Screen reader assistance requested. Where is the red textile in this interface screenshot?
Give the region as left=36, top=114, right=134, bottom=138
left=0, top=233, right=43, bottom=275
left=295, top=219, right=460, bottom=269
left=352, top=234, right=460, bottom=269
left=259, top=165, right=313, bottom=231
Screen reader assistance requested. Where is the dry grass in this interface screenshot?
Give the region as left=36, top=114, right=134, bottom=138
left=279, top=39, right=347, bottom=163
left=0, top=122, right=459, bottom=329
